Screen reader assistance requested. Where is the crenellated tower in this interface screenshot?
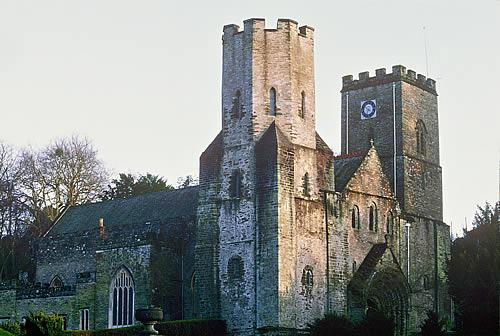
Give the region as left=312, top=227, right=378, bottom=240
left=340, top=66, right=451, bottom=327
left=196, top=18, right=334, bottom=336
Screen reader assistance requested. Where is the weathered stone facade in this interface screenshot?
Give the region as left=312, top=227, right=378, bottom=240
left=341, top=66, right=451, bottom=329
left=195, top=19, right=450, bottom=335
left=0, top=188, right=198, bottom=330
left=0, top=18, right=450, bottom=336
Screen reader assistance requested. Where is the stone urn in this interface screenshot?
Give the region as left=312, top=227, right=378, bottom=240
left=135, top=307, right=163, bottom=335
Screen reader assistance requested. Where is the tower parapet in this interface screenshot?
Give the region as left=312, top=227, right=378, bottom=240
left=222, top=18, right=314, bottom=39
left=342, top=65, right=437, bottom=95
left=222, top=18, right=316, bottom=148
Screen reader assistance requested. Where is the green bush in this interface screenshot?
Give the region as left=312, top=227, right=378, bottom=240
left=0, top=328, right=14, bottom=336
left=64, top=325, right=141, bottom=336
left=156, top=319, right=226, bottom=336
left=0, top=322, right=20, bottom=336
left=64, top=319, right=226, bottom=336
left=25, top=311, right=64, bottom=336
left=310, top=312, right=395, bottom=336
left=309, top=314, right=355, bottom=336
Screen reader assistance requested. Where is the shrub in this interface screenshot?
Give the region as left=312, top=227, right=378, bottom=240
left=156, top=319, right=226, bottom=336
left=419, top=311, right=446, bottom=336
left=0, top=322, right=20, bottom=336
left=0, top=328, right=14, bottom=336
left=63, top=319, right=226, bottom=336
left=309, top=314, right=355, bottom=336
left=358, top=309, right=395, bottom=336
left=25, top=311, right=64, bottom=336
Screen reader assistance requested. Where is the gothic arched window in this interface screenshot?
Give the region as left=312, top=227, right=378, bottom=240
left=232, top=90, right=242, bottom=119
left=269, top=87, right=277, bottom=116
left=386, top=211, right=394, bottom=235
left=109, top=267, right=134, bottom=328
left=416, top=120, right=427, bottom=156
left=351, top=205, right=360, bottom=229
left=49, top=275, right=63, bottom=288
left=300, top=91, right=306, bottom=118
left=369, top=203, right=377, bottom=231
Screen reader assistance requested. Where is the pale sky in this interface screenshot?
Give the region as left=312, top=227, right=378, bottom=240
left=0, top=0, right=498, bottom=236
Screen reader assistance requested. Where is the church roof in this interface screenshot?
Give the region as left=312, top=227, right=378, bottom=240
left=333, top=152, right=366, bottom=191
left=47, top=186, right=199, bottom=235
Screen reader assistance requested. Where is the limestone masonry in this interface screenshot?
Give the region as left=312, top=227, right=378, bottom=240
left=0, top=18, right=450, bottom=335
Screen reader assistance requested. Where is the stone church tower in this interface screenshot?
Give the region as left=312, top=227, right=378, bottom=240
left=340, top=67, right=451, bottom=327
left=195, top=18, right=335, bottom=335
left=194, top=18, right=450, bottom=336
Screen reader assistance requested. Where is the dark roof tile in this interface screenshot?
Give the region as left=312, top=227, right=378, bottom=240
left=47, top=186, right=198, bottom=235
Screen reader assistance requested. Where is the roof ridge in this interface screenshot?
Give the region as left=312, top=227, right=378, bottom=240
left=334, top=150, right=367, bottom=160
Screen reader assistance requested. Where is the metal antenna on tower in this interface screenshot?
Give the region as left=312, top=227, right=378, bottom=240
left=423, top=26, right=430, bottom=77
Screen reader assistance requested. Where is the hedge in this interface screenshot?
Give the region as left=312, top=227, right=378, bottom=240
left=25, top=312, right=65, bottom=336
left=0, top=329, right=14, bottom=336
left=64, top=319, right=226, bottom=336
left=0, top=322, right=20, bottom=336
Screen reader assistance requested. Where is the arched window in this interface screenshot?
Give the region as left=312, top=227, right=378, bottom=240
left=416, top=120, right=427, bottom=156
left=269, top=87, right=277, bottom=116
left=228, top=255, right=244, bottom=282
left=232, top=90, right=242, bottom=119
left=351, top=205, right=360, bottom=229
left=230, top=170, right=243, bottom=198
left=302, top=172, right=310, bottom=197
left=109, top=267, right=134, bottom=328
left=301, top=266, right=314, bottom=288
left=352, top=261, right=357, bottom=274
left=369, top=203, right=377, bottom=231
left=423, top=274, right=432, bottom=290
left=49, top=275, right=63, bottom=288
left=386, top=211, right=394, bottom=235
left=300, top=91, right=306, bottom=118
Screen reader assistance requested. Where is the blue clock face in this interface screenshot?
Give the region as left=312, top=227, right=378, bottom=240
left=361, top=100, right=377, bottom=119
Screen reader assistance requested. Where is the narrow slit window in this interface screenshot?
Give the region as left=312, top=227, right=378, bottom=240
left=352, top=205, right=360, bottom=229
left=300, top=91, right=306, bottom=118
left=269, top=87, right=277, bottom=116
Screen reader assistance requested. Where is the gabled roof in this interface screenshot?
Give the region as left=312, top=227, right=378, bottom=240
left=47, top=186, right=199, bottom=235
left=257, top=121, right=293, bottom=149
left=333, top=152, right=366, bottom=192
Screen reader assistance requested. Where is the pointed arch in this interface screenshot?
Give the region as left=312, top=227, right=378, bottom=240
left=49, top=275, right=64, bottom=288
left=109, top=266, right=135, bottom=328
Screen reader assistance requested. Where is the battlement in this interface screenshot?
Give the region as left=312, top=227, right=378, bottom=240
left=223, top=18, right=314, bottom=39
left=342, top=65, right=437, bottom=95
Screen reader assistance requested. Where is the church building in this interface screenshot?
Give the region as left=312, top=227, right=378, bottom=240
left=0, top=18, right=450, bottom=335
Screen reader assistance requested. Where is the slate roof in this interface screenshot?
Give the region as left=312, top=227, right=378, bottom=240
left=348, top=243, right=387, bottom=295
left=47, top=186, right=199, bottom=235
left=333, top=153, right=366, bottom=192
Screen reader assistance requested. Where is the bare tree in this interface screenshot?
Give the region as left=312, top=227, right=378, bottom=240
left=20, top=136, right=109, bottom=228
left=0, top=141, right=31, bottom=280
left=0, top=142, right=29, bottom=238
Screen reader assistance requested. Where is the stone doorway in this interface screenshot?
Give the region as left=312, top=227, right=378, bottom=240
left=347, top=244, right=409, bottom=335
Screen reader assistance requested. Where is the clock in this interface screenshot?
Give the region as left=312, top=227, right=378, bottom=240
left=361, top=100, right=377, bottom=119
